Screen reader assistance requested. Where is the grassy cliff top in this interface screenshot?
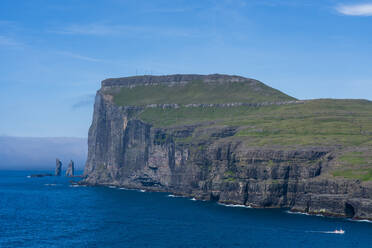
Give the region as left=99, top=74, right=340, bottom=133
left=108, top=74, right=295, bottom=106
left=139, top=98, right=372, bottom=181
left=140, top=99, right=372, bottom=147
left=102, top=74, right=372, bottom=181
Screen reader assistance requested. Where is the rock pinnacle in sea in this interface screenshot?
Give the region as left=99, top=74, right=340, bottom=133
left=55, top=158, right=62, bottom=176
left=66, top=160, right=75, bottom=177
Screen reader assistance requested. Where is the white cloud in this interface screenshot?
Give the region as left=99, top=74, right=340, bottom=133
left=51, top=23, right=199, bottom=37
left=336, top=3, right=372, bottom=16
left=0, top=35, right=23, bottom=47
left=141, top=7, right=191, bottom=13
left=53, top=24, right=117, bottom=35
left=56, top=51, right=103, bottom=62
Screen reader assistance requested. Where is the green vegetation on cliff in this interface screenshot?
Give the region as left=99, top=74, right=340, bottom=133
left=139, top=98, right=372, bottom=181
left=332, top=150, right=372, bottom=181
left=332, top=169, right=372, bottom=181
left=106, top=75, right=372, bottom=181
left=140, top=99, right=372, bottom=147
left=113, top=80, right=295, bottom=106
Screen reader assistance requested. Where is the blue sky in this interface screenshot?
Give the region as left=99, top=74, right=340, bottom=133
left=0, top=0, right=372, bottom=137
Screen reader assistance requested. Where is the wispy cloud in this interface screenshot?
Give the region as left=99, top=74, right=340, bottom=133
left=56, top=51, right=103, bottom=62
left=0, top=35, right=23, bottom=48
left=336, top=3, right=372, bottom=16
left=51, top=23, right=199, bottom=37
left=141, top=7, right=194, bottom=13
left=53, top=24, right=118, bottom=35
left=0, top=20, right=17, bottom=27
left=71, top=94, right=95, bottom=110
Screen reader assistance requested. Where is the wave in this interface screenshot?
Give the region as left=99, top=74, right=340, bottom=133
left=117, top=187, right=146, bottom=192
left=167, top=194, right=184, bottom=198
left=108, top=186, right=117, bottom=189
left=190, top=198, right=197, bottom=201
left=44, top=184, right=59, bottom=186
left=285, top=210, right=310, bottom=216
left=218, top=203, right=252, bottom=208
left=306, top=230, right=345, bottom=235
left=349, top=219, right=372, bottom=224
left=118, top=187, right=136, bottom=191
left=287, top=211, right=372, bottom=223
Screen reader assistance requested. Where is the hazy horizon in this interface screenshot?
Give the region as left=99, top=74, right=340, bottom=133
left=0, top=136, right=87, bottom=170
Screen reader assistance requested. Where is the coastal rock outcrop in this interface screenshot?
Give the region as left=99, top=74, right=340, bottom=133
left=66, top=160, right=75, bottom=177
left=55, top=158, right=62, bottom=176
left=83, top=74, right=372, bottom=220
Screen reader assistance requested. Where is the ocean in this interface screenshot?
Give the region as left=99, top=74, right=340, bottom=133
left=0, top=171, right=371, bottom=248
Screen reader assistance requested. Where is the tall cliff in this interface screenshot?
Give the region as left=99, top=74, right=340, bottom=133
left=84, top=74, right=372, bottom=220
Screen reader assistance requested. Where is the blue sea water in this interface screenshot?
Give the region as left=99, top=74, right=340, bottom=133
left=0, top=171, right=371, bottom=248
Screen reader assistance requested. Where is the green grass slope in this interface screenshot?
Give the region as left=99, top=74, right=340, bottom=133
left=139, top=99, right=372, bottom=181
left=140, top=99, right=372, bottom=147
left=113, top=80, right=295, bottom=106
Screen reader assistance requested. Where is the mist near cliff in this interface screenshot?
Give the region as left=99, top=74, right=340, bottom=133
left=0, top=136, right=87, bottom=170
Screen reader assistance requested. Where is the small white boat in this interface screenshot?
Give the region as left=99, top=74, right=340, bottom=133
left=333, top=229, right=345, bottom=234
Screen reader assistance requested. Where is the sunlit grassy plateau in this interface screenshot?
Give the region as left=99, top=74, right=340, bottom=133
left=110, top=80, right=372, bottom=180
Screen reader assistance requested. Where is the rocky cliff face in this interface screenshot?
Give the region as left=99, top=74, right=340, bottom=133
left=83, top=74, right=372, bottom=220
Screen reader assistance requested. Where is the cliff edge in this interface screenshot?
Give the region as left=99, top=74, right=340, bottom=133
left=83, top=74, right=372, bottom=220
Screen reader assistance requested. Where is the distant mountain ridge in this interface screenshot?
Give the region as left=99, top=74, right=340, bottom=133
left=0, top=136, right=87, bottom=170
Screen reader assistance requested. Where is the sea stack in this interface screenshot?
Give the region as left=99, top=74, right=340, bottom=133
left=66, top=160, right=75, bottom=177
left=55, top=158, right=62, bottom=176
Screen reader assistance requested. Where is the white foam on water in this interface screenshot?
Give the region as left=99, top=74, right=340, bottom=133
left=307, top=230, right=345, bottom=235
left=26, top=176, right=31, bottom=178
left=285, top=210, right=310, bottom=216
left=218, top=203, right=252, bottom=208
left=139, top=189, right=146, bottom=192
left=108, top=186, right=117, bottom=189
left=44, top=184, right=58, bottom=186
left=315, top=214, right=326, bottom=217
left=119, top=187, right=137, bottom=191
left=69, top=185, right=80, bottom=187
left=190, top=198, right=197, bottom=201
left=167, top=194, right=184, bottom=198
left=349, top=219, right=372, bottom=224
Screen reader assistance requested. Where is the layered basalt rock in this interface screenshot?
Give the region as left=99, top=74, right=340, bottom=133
left=83, top=74, right=372, bottom=220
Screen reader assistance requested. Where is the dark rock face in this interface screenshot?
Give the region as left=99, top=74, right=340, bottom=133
left=66, top=160, right=74, bottom=177
left=55, top=158, right=62, bottom=176
left=83, top=75, right=372, bottom=220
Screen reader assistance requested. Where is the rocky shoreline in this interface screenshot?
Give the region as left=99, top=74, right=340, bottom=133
left=78, top=181, right=372, bottom=222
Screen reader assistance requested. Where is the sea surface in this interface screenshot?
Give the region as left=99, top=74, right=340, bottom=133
left=0, top=171, right=371, bottom=248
